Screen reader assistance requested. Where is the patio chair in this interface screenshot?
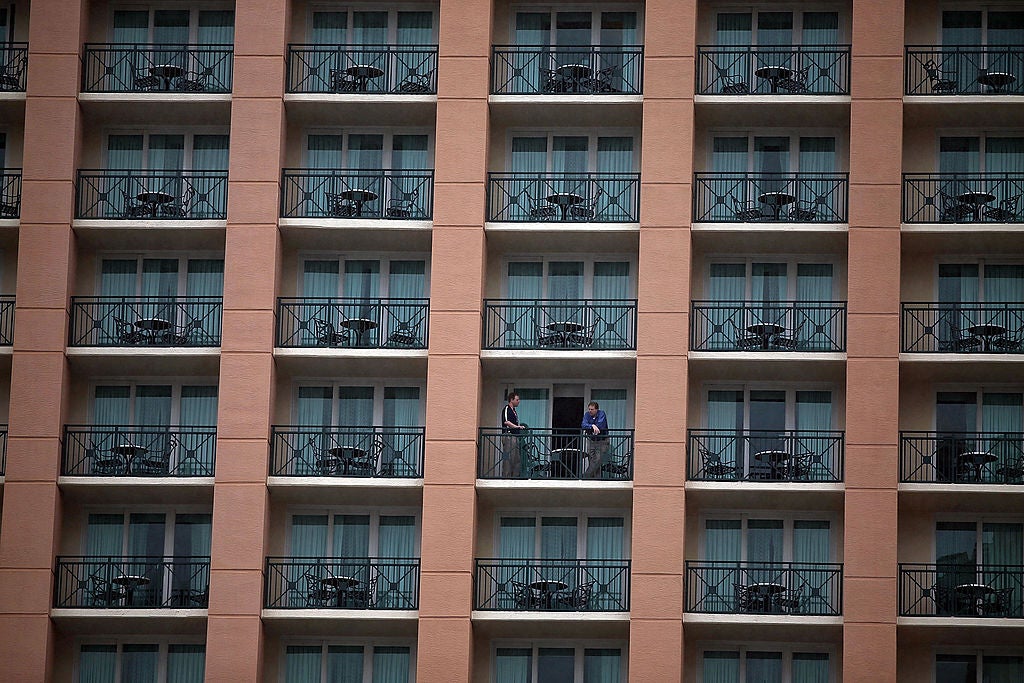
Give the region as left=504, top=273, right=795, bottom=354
left=304, top=568, right=339, bottom=607
left=387, top=319, right=421, bottom=347
left=121, top=190, right=153, bottom=218
left=114, top=316, right=145, bottom=345
left=89, top=445, right=127, bottom=475
left=734, top=583, right=755, bottom=612
left=512, top=581, right=541, bottom=609
left=775, top=584, right=805, bottom=613
left=134, top=435, right=175, bottom=475
left=996, top=455, right=1024, bottom=483
left=589, top=66, right=620, bottom=93
left=600, top=449, right=632, bottom=479
left=328, top=68, right=360, bottom=92
left=923, top=59, right=958, bottom=94
left=944, top=319, right=981, bottom=352
left=695, top=445, right=737, bottom=479
left=398, top=71, right=433, bottom=93
left=557, top=580, right=595, bottom=610
left=983, top=194, right=1021, bottom=222
left=325, top=192, right=358, bottom=217
left=88, top=576, right=128, bottom=607
left=540, top=67, right=567, bottom=93
left=536, top=322, right=566, bottom=347
left=523, top=190, right=557, bottom=220
left=939, top=192, right=974, bottom=222
left=567, top=319, right=597, bottom=347
left=982, top=587, right=1016, bottom=617
left=160, top=185, right=194, bottom=218
left=719, top=73, right=749, bottom=95
left=777, top=66, right=810, bottom=93
left=788, top=198, right=819, bottom=221
left=312, top=318, right=349, bottom=346
left=0, top=59, right=23, bottom=91
left=771, top=322, right=803, bottom=350
left=729, top=320, right=762, bottom=350
left=568, top=188, right=604, bottom=220
left=731, top=194, right=764, bottom=221
left=175, top=70, right=211, bottom=92
left=133, top=69, right=161, bottom=90
left=385, top=189, right=421, bottom=218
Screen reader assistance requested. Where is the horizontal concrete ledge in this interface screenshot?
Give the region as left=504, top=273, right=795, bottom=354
left=899, top=483, right=1024, bottom=494
left=273, top=348, right=428, bottom=359
left=0, top=218, right=18, bottom=228
left=78, top=93, right=232, bottom=103
left=688, top=351, right=846, bottom=362
left=0, top=92, right=25, bottom=101
left=901, top=223, right=1024, bottom=233
left=692, top=222, right=848, bottom=232
left=284, top=94, right=436, bottom=105
left=268, top=476, right=423, bottom=489
left=686, top=481, right=844, bottom=493
left=480, top=350, right=636, bottom=361
left=73, top=219, right=228, bottom=230
left=485, top=222, right=639, bottom=232
left=488, top=95, right=642, bottom=105
left=52, top=608, right=207, bottom=618
left=898, top=616, right=1024, bottom=627
left=278, top=218, right=433, bottom=231
left=67, top=347, right=220, bottom=357
left=471, top=610, right=630, bottom=622
left=59, top=476, right=215, bottom=487
left=903, top=95, right=1024, bottom=104
left=477, top=479, right=632, bottom=491
left=683, top=613, right=843, bottom=626
left=695, top=95, right=850, bottom=105
left=899, top=353, right=1024, bottom=363
left=262, top=609, right=418, bottom=621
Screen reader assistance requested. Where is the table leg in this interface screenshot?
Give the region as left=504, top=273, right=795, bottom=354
left=560, top=205, right=570, bottom=220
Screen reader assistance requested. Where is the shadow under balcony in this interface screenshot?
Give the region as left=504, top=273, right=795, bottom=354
left=690, top=302, right=847, bottom=352
left=900, top=564, right=1024, bottom=618
left=62, top=425, right=216, bottom=477
left=264, top=557, right=420, bottom=609
left=276, top=298, right=428, bottom=350
left=69, top=297, right=223, bottom=347
left=482, top=300, right=636, bottom=351
left=81, top=44, right=233, bottom=93
left=270, top=426, right=424, bottom=478
left=477, top=428, right=633, bottom=481
left=0, top=43, right=27, bottom=92
left=474, top=559, right=630, bottom=612
left=900, top=432, right=1024, bottom=485
left=54, top=556, right=210, bottom=608
left=696, top=45, right=850, bottom=96
left=487, top=173, right=639, bottom=223
left=0, top=170, right=20, bottom=218
left=75, top=169, right=228, bottom=220
left=0, top=295, right=13, bottom=344
left=280, top=169, right=433, bottom=220
left=903, top=174, right=1023, bottom=224
left=902, top=303, right=1024, bottom=353
left=490, top=46, right=643, bottom=95
left=687, top=430, right=844, bottom=483
left=906, top=46, right=1024, bottom=96
left=286, top=45, right=437, bottom=94
left=685, top=561, right=843, bottom=616
left=693, top=173, right=849, bottom=224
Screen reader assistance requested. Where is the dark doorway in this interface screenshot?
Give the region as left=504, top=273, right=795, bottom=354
left=552, top=396, right=584, bottom=451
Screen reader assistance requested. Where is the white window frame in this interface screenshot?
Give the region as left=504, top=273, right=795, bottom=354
left=285, top=507, right=421, bottom=558
left=297, top=251, right=431, bottom=298
left=508, top=5, right=644, bottom=46
left=695, top=641, right=837, bottom=683
left=74, top=638, right=207, bottom=683
left=697, top=510, right=839, bottom=563
left=102, top=128, right=231, bottom=170
left=89, top=378, right=219, bottom=426
left=95, top=252, right=224, bottom=297
left=931, top=387, right=1024, bottom=430
left=496, top=381, right=635, bottom=430
left=305, top=4, right=438, bottom=44
left=934, top=131, right=1024, bottom=173
left=708, top=5, right=846, bottom=45
left=701, top=383, right=840, bottom=431
left=501, top=254, right=637, bottom=299
left=937, top=5, right=1024, bottom=45
left=703, top=255, right=842, bottom=300
left=302, top=128, right=435, bottom=169
left=932, top=516, right=1024, bottom=564
left=706, top=129, right=846, bottom=173
left=492, top=509, right=631, bottom=559
left=491, top=639, right=629, bottom=683
left=279, top=639, right=417, bottom=683
left=933, top=258, right=1024, bottom=300
left=80, top=505, right=213, bottom=557
left=107, top=5, right=235, bottom=44
left=505, top=128, right=641, bottom=173
left=292, top=380, right=426, bottom=425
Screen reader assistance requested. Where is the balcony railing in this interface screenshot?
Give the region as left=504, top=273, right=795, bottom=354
left=0, top=171, right=21, bottom=218
left=687, top=430, right=844, bottom=482
left=900, top=432, right=1024, bottom=485
left=270, top=426, right=424, bottom=478
left=0, top=43, right=27, bottom=92
left=696, top=45, right=851, bottom=95
left=477, top=428, right=634, bottom=481
left=902, top=174, right=1024, bottom=224
left=286, top=44, right=437, bottom=94
left=906, top=46, right=1024, bottom=95
left=899, top=564, right=1024, bottom=617
left=902, top=303, right=1024, bottom=353
left=276, top=298, right=429, bottom=349
left=54, top=556, right=210, bottom=608
left=685, top=561, right=843, bottom=616
left=81, top=43, right=233, bottom=93
left=265, top=557, right=420, bottom=609
left=491, top=45, right=643, bottom=95
left=0, top=295, right=13, bottom=344
left=69, top=297, right=223, bottom=347
left=474, top=558, right=630, bottom=611
left=62, top=425, right=216, bottom=477
left=75, top=169, right=228, bottom=219
left=482, top=299, right=636, bottom=350
left=0, top=425, right=6, bottom=476
left=693, top=173, right=849, bottom=223
left=280, top=169, right=433, bottom=220
left=691, top=301, right=847, bottom=352
left=487, top=172, right=640, bottom=223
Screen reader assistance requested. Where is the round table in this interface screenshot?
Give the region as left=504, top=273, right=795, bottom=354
left=344, top=64, right=385, bottom=90
left=754, top=450, right=793, bottom=479
left=112, top=443, right=148, bottom=472
left=748, top=582, right=786, bottom=611
left=758, top=191, right=797, bottom=220
left=339, top=188, right=379, bottom=216
left=957, top=450, right=998, bottom=482
left=149, top=64, right=184, bottom=90
left=544, top=321, right=584, bottom=345
left=338, top=317, right=379, bottom=345
left=529, top=579, right=569, bottom=608
left=549, top=447, right=586, bottom=479
left=326, top=446, right=369, bottom=474
left=977, top=71, right=1016, bottom=93
left=967, top=323, right=1008, bottom=351
left=746, top=323, right=785, bottom=349
left=754, top=66, right=792, bottom=93
left=955, top=191, right=996, bottom=221
left=112, top=574, right=151, bottom=604
left=556, top=63, right=593, bottom=92
left=545, top=192, right=584, bottom=220
left=955, top=583, right=995, bottom=615
left=135, top=191, right=175, bottom=217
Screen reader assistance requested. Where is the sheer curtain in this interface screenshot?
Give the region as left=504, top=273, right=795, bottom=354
left=153, top=10, right=188, bottom=68
left=984, top=655, right=1024, bottom=683
left=285, top=645, right=323, bottom=683
left=707, top=390, right=742, bottom=472
left=802, top=12, right=839, bottom=92
left=583, top=648, right=622, bottom=683
left=702, top=651, right=740, bottom=683
left=338, top=386, right=374, bottom=427
left=705, top=520, right=742, bottom=610
left=712, top=138, right=750, bottom=219
left=548, top=261, right=583, bottom=324
left=93, top=386, right=130, bottom=426
left=391, top=136, right=430, bottom=213
left=593, top=262, right=630, bottom=348
left=166, top=645, right=205, bottom=683
left=986, top=138, right=1024, bottom=208
left=386, top=260, right=425, bottom=342
left=982, top=393, right=1022, bottom=474
left=197, top=10, right=234, bottom=45
left=943, top=11, right=982, bottom=91
left=747, top=520, right=783, bottom=563
left=514, top=388, right=549, bottom=431
left=985, top=264, right=1024, bottom=302
left=515, top=12, right=551, bottom=92
left=587, top=517, right=624, bottom=610
left=754, top=137, right=790, bottom=195
left=352, top=11, right=387, bottom=45
left=172, top=514, right=212, bottom=599
left=291, top=515, right=328, bottom=560
left=121, top=644, right=159, bottom=683
left=192, top=135, right=229, bottom=217
left=377, top=518, right=416, bottom=608
left=798, top=138, right=836, bottom=218
left=791, top=653, right=829, bottom=683
left=312, top=12, right=346, bottom=45
left=185, top=259, right=223, bottom=343
left=507, top=261, right=543, bottom=347
left=344, top=259, right=380, bottom=327
left=541, top=517, right=577, bottom=559
left=495, top=648, right=532, bottom=683
left=499, top=517, right=535, bottom=559
left=600, top=12, right=638, bottom=92
left=383, top=387, right=419, bottom=469
left=397, top=12, right=432, bottom=46
left=597, top=137, right=634, bottom=220
left=79, top=645, right=117, bottom=683
left=796, top=391, right=833, bottom=479
left=746, top=652, right=782, bottom=683
left=794, top=521, right=831, bottom=610
left=97, top=262, right=136, bottom=339
left=939, top=137, right=980, bottom=177
left=303, top=260, right=341, bottom=344
left=982, top=522, right=1023, bottom=567
left=326, top=645, right=363, bottom=683
left=796, top=263, right=834, bottom=349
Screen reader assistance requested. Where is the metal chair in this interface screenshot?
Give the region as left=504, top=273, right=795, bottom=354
left=557, top=580, right=595, bottom=610
left=983, top=194, right=1021, bottom=222
left=312, top=318, right=349, bottom=346
left=788, top=199, right=819, bottom=221
left=120, top=190, right=152, bottom=218
left=385, top=189, right=420, bottom=218
left=771, top=322, right=803, bottom=350
left=524, top=191, right=557, bottom=220
left=175, top=70, right=211, bottom=91
left=540, top=67, right=567, bottom=93
left=996, top=455, right=1024, bottom=483
left=939, top=191, right=975, bottom=222
left=90, top=445, right=127, bottom=475
left=114, top=316, right=145, bottom=345
left=774, top=584, right=804, bottom=613
left=398, top=71, right=433, bottom=93
left=133, top=69, right=161, bottom=90
left=568, top=188, right=603, bottom=220
left=160, top=185, right=194, bottom=218
left=512, top=580, right=541, bottom=609
left=329, top=68, right=360, bottom=92
left=944, top=319, right=981, bottom=352
left=729, top=320, right=762, bottom=350
left=733, top=582, right=756, bottom=612
left=325, top=192, right=358, bottom=217
left=777, top=66, right=810, bottom=93
left=731, top=194, right=764, bottom=221
left=600, top=449, right=632, bottom=479
left=923, top=59, right=958, bottom=94
left=982, top=587, right=1016, bottom=617
left=134, top=435, right=175, bottom=475
left=89, top=576, right=128, bottom=606
left=387, top=320, right=421, bottom=347
left=304, top=568, right=339, bottom=607
left=719, top=73, right=749, bottom=94
left=696, top=445, right=737, bottom=479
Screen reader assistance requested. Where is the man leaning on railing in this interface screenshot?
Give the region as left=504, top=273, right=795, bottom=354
left=582, top=401, right=609, bottom=478
left=501, top=392, right=526, bottom=477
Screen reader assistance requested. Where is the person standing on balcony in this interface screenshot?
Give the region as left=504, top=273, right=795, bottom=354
left=582, top=401, right=609, bottom=478
left=501, top=392, right=525, bottom=477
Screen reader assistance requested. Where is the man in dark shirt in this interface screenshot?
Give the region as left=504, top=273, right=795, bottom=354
left=581, top=401, right=609, bottom=478
left=501, top=392, right=525, bottom=476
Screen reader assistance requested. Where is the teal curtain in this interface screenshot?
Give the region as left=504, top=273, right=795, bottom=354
left=514, top=388, right=549, bottom=432
left=939, top=137, right=980, bottom=175
left=121, top=644, right=159, bottom=683
left=352, top=11, right=387, bottom=45
left=128, top=513, right=165, bottom=559
left=500, top=517, right=536, bottom=559
left=312, top=12, right=346, bottom=44
left=338, top=386, right=374, bottom=426
left=713, top=137, right=751, bottom=220
left=192, top=135, right=229, bottom=170
left=796, top=263, right=834, bottom=350
left=185, top=260, right=224, bottom=344
left=113, top=11, right=148, bottom=43
left=794, top=520, right=831, bottom=611
left=377, top=517, right=416, bottom=608
left=298, top=386, right=333, bottom=428
left=938, top=263, right=980, bottom=342
left=795, top=391, right=832, bottom=431
left=548, top=261, right=583, bottom=324
left=348, top=135, right=384, bottom=171
left=590, top=389, right=627, bottom=430
left=285, top=645, right=322, bottom=683
left=985, top=264, right=1024, bottom=302
left=936, top=655, right=975, bottom=683
left=586, top=517, right=624, bottom=559
left=702, top=651, right=740, bottom=683
left=541, top=517, right=577, bottom=560
left=716, top=14, right=751, bottom=46
left=344, top=260, right=380, bottom=323
left=708, top=263, right=747, bottom=343
left=583, top=648, right=622, bottom=683
left=986, top=137, right=1024, bottom=174
left=94, top=386, right=131, bottom=425
left=988, top=12, right=1024, bottom=46
left=747, top=519, right=783, bottom=563
left=754, top=137, right=790, bottom=190
left=172, top=514, right=211, bottom=599
left=378, top=516, right=415, bottom=558
left=510, top=137, right=549, bottom=219
left=798, top=138, right=836, bottom=173
left=86, top=513, right=125, bottom=556
left=758, top=13, right=793, bottom=46
left=332, top=515, right=370, bottom=558
left=802, top=13, right=839, bottom=92
left=982, top=522, right=1023, bottom=566
left=555, top=11, right=590, bottom=47
left=79, top=644, right=117, bottom=683
left=600, top=12, right=638, bottom=91
left=597, top=137, right=634, bottom=219
left=798, top=138, right=836, bottom=216
left=309, top=135, right=344, bottom=169
left=135, top=385, right=171, bottom=425
left=391, top=135, right=429, bottom=171
left=943, top=11, right=982, bottom=46
left=593, top=263, right=630, bottom=347
left=514, top=12, right=550, bottom=91
left=305, top=260, right=341, bottom=298
left=511, top=137, right=547, bottom=173
left=707, top=390, right=742, bottom=472
left=101, top=259, right=138, bottom=297
left=751, top=263, right=786, bottom=303
left=796, top=391, right=833, bottom=479
left=495, top=648, right=531, bottom=683
left=153, top=10, right=188, bottom=44
left=291, top=515, right=329, bottom=557
left=745, top=652, right=782, bottom=683
left=982, top=393, right=1023, bottom=478
left=383, top=386, right=420, bottom=427
left=936, top=522, right=977, bottom=603
left=396, top=12, right=432, bottom=46
left=197, top=10, right=234, bottom=45
left=709, top=263, right=747, bottom=300
left=792, top=653, right=829, bottom=683
left=386, top=261, right=425, bottom=342
left=371, top=646, right=410, bottom=682
left=984, top=655, right=1024, bottom=683
left=167, top=644, right=206, bottom=683
left=705, top=521, right=741, bottom=567
left=538, top=648, right=574, bottom=683
left=587, top=517, right=624, bottom=610
left=148, top=134, right=184, bottom=172
left=108, top=134, right=144, bottom=169
left=140, top=259, right=179, bottom=325
left=326, top=645, right=363, bottom=683
left=552, top=136, right=588, bottom=175
left=507, top=261, right=543, bottom=346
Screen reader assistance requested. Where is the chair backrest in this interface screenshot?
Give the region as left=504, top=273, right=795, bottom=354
left=312, top=317, right=335, bottom=341
left=922, top=59, right=939, bottom=79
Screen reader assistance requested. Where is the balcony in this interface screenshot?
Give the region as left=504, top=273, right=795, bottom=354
left=902, top=303, right=1023, bottom=353
left=903, top=174, right=1023, bottom=224
left=0, top=295, right=13, bottom=344
left=487, top=173, right=640, bottom=223
left=280, top=169, right=434, bottom=220
left=474, top=559, right=630, bottom=611
left=696, top=46, right=851, bottom=96
left=0, top=171, right=21, bottom=218
left=687, top=430, right=844, bottom=483
left=54, top=556, right=210, bottom=608
left=269, top=426, right=424, bottom=478
left=906, top=47, right=1024, bottom=96
left=68, top=297, right=223, bottom=347
left=264, top=557, right=420, bottom=609
left=490, top=46, right=643, bottom=95
left=690, top=302, right=847, bottom=352
left=685, top=561, right=843, bottom=616
left=276, top=298, right=428, bottom=350
left=899, top=564, right=1024, bottom=618
left=81, top=44, right=233, bottom=93
left=286, top=45, right=437, bottom=94
left=62, top=425, right=216, bottom=477
left=693, top=173, right=849, bottom=223
left=75, top=169, right=228, bottom=220
left=900, top=432, right=1023, bottom=485
left=482, top=300, right=636, bottom=350
left=0, top=43, right=27, bottom=92
left=477, top=428, right=633, bottom=481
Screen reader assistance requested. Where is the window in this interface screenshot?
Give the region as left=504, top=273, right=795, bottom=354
left=935, top=390, right=1023, bottom=433
left=284, top=643, right=414, bottom=683
left=85, top=510, right=212, bottom=558
left=942, top=10, right=1024, bottom=47
left=938, top=263, right=1024, bottom=304
left=505, top=259, right=633, bottom=300
left=509, top=133, right=635, bottom=174
left=497, top=513, right=626, bottom=561
left=105, top=133, right=229, bottom=171
left=309, top=8, right=435, bottom=45
left=935, top=520, right=1023, bottom=566
left=99, top=256, right=224, bottom=298
left=91, top=383, right=218, bottom=427
left=301, top=257, right=427, bottom=300
left=111, top=8, right=234, bottom=45
left=707, top=261, right=835, bottom=302
left=711, top=135, right=837, bottom=175
left=295, top=383, right=422, bottom=428
left=78, top=642, right=205, bottom=683
left=701, top=516, right=832, bottom=565
left=700, top=647, right=831, bottom=683
left=513, top=9, right=639, bottom=47
left=494, top=643, right=625, bottom=683
left=500, top=385, right=631, bottom=434
left=936, top=653, right=1023, bottom=683
left=706, top=387, right=835, bottom=432
left=305, top=132, right=431, bottom=170
left=938, top=135, right=1024, bottom=175
left=715, top=10, right=840, bottom=47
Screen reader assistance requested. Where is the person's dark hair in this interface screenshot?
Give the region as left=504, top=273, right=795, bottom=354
left=507, top=392, right=520, bottom=402
left=588, top=401, right=599, bottom=409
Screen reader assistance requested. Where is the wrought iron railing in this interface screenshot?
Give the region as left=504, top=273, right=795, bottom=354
left=0, top=171, right=21, bottom=218
left=685, top=561, right=843, bottom=615
left=81, top=43, right=233, bottom=93
left=902, top=303, right=1024, bottom=353
left=482, top=299, right=636, bottom=350
left=269, top=426, right=424, bottom=478
left=62, top=425, right=216, bottom=477
left=906, top=46, right=1024, bottom=95
left=264, top=557, right=420, bottom=609
left=276, top=298, right=429, bottom=349
left=0, top=425, right=6, bottom=476
left=0, top=295, right=13, bottom=344
left=693, top=172, right=848, bottom=223
left=902, top=174, right=1024, bottom=224
left=900, top=432, right=1024, bottom=484
left=691, top=301, right=847, bottom=352
left=286, top=44, right=437, bottom=94
left=477, top=428, right=633, bottom=481
left=687, top=430, right=844, bottom=482
left=696, top=45, right=851, bottom=95
left=280, top=169, right=434, bottom=219
left=75, top=169, right=228, bottom=219
left=54, top=556, right=210, bottom=608
left=69, top=297, right=223, bottom=347
left=899, top=563, right=1024, bottom=617
left=487, top=172, right=640, bottom=222
left=0, top=43, right=27, bottom=91
left=474, top=558, right=630, bottom=611
left=491, top=45, right=643, bottom=95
